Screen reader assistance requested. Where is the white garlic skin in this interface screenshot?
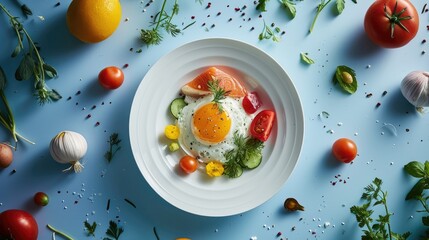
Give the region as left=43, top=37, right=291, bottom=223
left=401, top=71, right=429, bottom=107
left=49, top=131, right=87, bottom=173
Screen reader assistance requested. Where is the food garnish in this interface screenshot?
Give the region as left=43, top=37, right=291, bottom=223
left=333, top=65, right=357, bottom=94
left=284, top=198, right=304, bottom=211
left=350, top=178, right=411, bottom=240
left=0, top=4, right=61, bottom=104
left=105, top=133, right=121, bottom=163
left=207, top=79, right=229, bottom=113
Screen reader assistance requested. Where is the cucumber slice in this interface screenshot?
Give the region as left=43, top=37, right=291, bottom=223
left=169, top=98, right=187, bottom=119
left=241, top=151, right=262, bottom=169
left=230, top=165, right=243, bottom=178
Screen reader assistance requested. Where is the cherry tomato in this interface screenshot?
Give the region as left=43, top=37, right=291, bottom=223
left=0, top=209, right=38, bottom=240
left=33, top=192, right=49, bottom=206
left=249, top=110, right=275, bottom=142
left=242, top=92, right=262, bottom=114
left=364, top=0, right=419, bottom=48
left=98, top=66, right=124, bottom=89
left=179, top=156, right=198, bottom=174
left=332, top=138, right=357, bottom=163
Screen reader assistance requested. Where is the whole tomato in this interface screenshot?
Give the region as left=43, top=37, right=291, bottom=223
left=332, top=138, right=357, bottom=163
left=364, top=0, right=419, bottom=48
left=98, top=66, right=124, bottom=89
left=0, top=209, right=38, bottom=240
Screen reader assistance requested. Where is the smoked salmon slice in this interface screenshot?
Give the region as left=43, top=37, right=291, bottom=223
left=181, top=67, right=247, bottom=98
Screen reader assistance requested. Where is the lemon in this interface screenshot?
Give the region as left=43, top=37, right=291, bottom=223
left=66, top=0, right=122, bottom=43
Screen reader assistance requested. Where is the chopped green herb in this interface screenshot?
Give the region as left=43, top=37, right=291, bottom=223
left=105, top=133, right=121, bottom=163
left=333, top=65, right=357, bottom=94
left=300, top=52, right=315, bottom=64
left=256, top=0, right=269, bottom=12
left=104, top=221, right=124, bottom=240
left=259, top=20, right=281, bottom=42
left=84, top=221, right=97, bottom=236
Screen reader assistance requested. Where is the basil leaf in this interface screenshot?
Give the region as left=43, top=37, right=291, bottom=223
left=43, top=64, right=58, bottom=78
left=300, top=52, right=315, bottom=64
left=0, top=66, right=7, bottom=90
left=336, top=0, right=345, bottom=14
left=15, top=54, right=34, bottom=81
left=404, top=161, right=426, bottom=178
left=405, top=178, right=427, bottom=200
left=281, top=0, right=296, bottom=18
left=334, top=65, right=357, bottom=94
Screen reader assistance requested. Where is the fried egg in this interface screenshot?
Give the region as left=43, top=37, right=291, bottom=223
left=177, top=95, right=252, bottom=163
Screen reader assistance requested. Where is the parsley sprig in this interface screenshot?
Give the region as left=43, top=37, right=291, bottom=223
left=84, top=221, right=97, bottom=236
left=140, top=0, right=182, bottom=46
left=105, top=133, right=121, bottom=163
left=104, top=220, right=124, bottom=240
left=350, top=178, right=411, bottom=240
left=0, top=3, right=61, bottom=104
left=207, top=78, right=229, bottom=113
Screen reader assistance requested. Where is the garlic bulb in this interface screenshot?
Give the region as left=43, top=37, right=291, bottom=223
left=49, top=131, right=87, bottom=173
left=401, top=71, right=429, bottom=111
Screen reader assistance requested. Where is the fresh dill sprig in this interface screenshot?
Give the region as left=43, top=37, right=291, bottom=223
left=207, top=78, right=229, bottom=113
left=140, top=0, right=183, bottom=46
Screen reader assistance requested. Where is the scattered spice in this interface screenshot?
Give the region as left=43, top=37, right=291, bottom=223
left=95, top=121, right=100, bottom=126
left=153, top=227, right=161, bottom=240
left=375, top=102, right=381, bottom=108
left=54, top=2, right=60, bottom=7
left=107, top=198, right=111, bottom=211
left=366, top=93, right=373, bottom=98
left=382, top=90, right=387, bottom=96
left=124, top=198, right=136, bottom=208
left=422, top=3, right=427, bottom=14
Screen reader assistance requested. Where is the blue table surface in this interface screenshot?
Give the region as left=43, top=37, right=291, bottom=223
left=1, top=0, right=428, bottom=239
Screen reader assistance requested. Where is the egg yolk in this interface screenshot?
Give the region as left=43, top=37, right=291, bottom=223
left=192, top=103, right=231, bottom=144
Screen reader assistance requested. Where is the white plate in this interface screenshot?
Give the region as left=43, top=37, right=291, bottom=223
left=129, top=38, right=304, bottom=217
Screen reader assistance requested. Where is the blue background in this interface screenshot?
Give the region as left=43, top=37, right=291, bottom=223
left=0, top=0, right=428, bottom=239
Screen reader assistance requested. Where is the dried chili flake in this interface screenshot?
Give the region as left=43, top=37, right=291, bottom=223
left=123, top=63, right=129, bottom=68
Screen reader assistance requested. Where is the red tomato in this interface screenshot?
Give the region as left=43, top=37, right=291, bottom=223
left=179, top=156, right=198, bottom=174
left=250, top=110, right=275, bottom=142
left=242, top=92, right=262, bottom=114
left=364, top=0, right=419, bottom=48
left=332, top=138, right=357, bottom=163
left=33, top=192, right=49, bottom=206
left=0, top=209, right=38, bottom=240
left=98, top=66, right=124, bottom=89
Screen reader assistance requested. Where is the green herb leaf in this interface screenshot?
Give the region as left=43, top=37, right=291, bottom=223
left=259, top=20, right=281, bottom=42
left=423, top=216, right=429, bottom=226
left=425, top=161, right=429, bottom=176
left=140, top=28, right=163, bottom=45
left=84, top=220, right=97, bottom=236
left=15, top=53, right=34, bottom=81
left=333, top=65, right=357, bottom=94
left=43, top=64, right=57, bottom=78
left=404, top=161, right=426, bottom=178
left=405, top=178, right=428, bottom=200
left=105, top=220, right=124, bottom=240
left=256, top=0, right=269, bottom=12
left=207, top=78, right=228, bottom=113
left=20, top=4, right=33, bottom=17
left=300, top=52, right=315, bottom=64
left=336, top=0, right=345, bottom=14
left=11, top=43, right=22, bottom=57
left=105, top=133, right=121, bottom=163
left=280, top=0, right=296, bottom=18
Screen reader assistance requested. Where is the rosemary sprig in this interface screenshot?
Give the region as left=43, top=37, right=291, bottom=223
left=105, top=133, right=121, bottom=163
left=140, top=0, right=182, bottom=46
left=207, top=78, right=229, bottom=113
left=0, top=3, right=61, bottom=104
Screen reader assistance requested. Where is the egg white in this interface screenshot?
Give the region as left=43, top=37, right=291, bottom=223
left=177, top=95, right=252, bottom=163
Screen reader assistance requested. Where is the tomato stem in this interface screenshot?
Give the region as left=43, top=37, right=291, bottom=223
left=384, top=1, right=412, bottom=38
left=47, top=224, right=74, bottom=240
